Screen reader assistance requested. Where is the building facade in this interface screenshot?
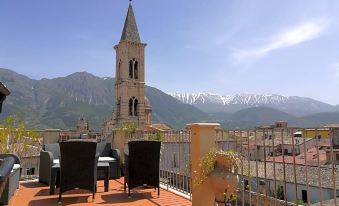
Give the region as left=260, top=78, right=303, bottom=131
left=113, top=3, right=152, bottom=130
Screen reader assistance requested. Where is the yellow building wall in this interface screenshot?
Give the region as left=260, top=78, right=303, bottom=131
left=303, top=129, right=330, bottom=138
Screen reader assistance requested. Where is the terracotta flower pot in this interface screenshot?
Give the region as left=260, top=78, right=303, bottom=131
left=209, top=153, right=238, bottom=205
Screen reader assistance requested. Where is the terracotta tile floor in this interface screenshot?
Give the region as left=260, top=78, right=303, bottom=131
left=10, top=178, right=192, bottom=206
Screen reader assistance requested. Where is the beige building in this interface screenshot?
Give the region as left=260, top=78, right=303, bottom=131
left=113, top=2, right=152, bottom=130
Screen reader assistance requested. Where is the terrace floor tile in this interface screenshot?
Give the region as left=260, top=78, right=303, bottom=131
left=10, top=178, right=192, bottom=206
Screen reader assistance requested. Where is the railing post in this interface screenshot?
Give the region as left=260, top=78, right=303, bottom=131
left=187, top=123, right=219, bottom=206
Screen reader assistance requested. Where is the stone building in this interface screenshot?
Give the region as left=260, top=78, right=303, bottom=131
left=113, top=2, right=152, bottom=130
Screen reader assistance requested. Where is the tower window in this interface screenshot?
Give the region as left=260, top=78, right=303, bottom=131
left=134, top=99, right=138, bottom=116
left=117, top=98, right=121, bottom=117
left=129, top=98, right=133, bottom=116
left=128, top=97, right=138, bottom=117
left=118, top=60, right=121, bottom=80
left=129, top=60, right=133, bottom=79
left=134, top=61, right=138, bottom=79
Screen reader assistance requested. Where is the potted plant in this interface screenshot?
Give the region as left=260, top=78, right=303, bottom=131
left=194, top=149, right=240, bottom=205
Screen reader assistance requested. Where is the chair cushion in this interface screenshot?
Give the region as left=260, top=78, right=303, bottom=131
left=11, top=164, right=20, bottom=173
left=98, top=157, right=116, bottom=162
left=54, top=157, right=116, bottom=164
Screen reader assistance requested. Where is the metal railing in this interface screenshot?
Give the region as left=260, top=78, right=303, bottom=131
left=215, top=128, right=339, bottom=206
left=19, top=127, right=338, bottom=205
left=159, top=131, right=192, bottom=199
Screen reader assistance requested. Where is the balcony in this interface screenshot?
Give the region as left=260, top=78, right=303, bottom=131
left=5, top=126, right=339, bottom=205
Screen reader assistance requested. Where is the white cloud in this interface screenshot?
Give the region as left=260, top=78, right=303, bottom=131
left=231, top=18, right=331, bottom=63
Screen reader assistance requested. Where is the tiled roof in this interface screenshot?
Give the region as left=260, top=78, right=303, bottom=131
left=121, top=3, right=141, bottom=43
left=239, top=160, right=339, bottom=189
left=150, top=124, right=172, bottom=131
left=265, top=147, right=328, bottom=166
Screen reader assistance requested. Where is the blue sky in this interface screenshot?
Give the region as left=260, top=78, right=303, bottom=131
left=1, top=0, right=339, bottom=104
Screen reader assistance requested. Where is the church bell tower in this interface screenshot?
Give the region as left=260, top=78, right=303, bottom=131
left=113, top=2, right=151, bottom=130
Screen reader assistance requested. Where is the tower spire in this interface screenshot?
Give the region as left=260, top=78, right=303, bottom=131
left=121, top=2, right=141, bottom=43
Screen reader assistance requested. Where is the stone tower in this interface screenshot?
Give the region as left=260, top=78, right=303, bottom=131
left=113, top=2, right=152, bottom=130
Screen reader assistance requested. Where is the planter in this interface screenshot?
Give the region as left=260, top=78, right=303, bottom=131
left=209, top=153, right=238, bottom=205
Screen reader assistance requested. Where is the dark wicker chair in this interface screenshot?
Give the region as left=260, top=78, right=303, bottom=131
left=0, top=156, right=15, bottom=205
left=39, top=143, right=60, bottom=185
left=0, top=154, right=20, bottom=205
left=59, top=141, right=98, bottom=203
left=40, top=142, right=120, bottom=186
left=96, top=142, right=121, bottom=179
left=124, top=140, right=161, bottom=197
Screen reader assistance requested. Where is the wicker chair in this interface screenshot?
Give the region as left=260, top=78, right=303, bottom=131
left=0, top=154, right=20, bottom=205
left=40, top=142, right=120, bottom=185
left=124, top=140, right=161, bottom=197
left=58, top=141, right=98, bottom=203
left=39, top=143, right=60, bottom=185
left=96, top=142, right=121, bottom=179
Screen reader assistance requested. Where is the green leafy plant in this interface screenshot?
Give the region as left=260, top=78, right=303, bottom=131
left=294, top=200, right=307, bottom=206
left=193, top=149, right=240, bottom=186
left=145, top=132, right=164, bottom=141
left=118, top=122, right=138, bottom=140
left=0, top=114, right=41, bottom=158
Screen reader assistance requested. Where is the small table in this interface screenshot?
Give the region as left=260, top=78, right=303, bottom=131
left=50, top=162, right=110, bottom=195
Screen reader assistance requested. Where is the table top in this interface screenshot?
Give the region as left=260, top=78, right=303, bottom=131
left=53, top=157, right=116, bottom=164
left=52, top=161, right=110, bottom=169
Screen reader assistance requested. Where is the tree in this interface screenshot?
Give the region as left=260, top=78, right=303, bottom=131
left=118, top=122, right=138, bottom=140
left=0, top=115, right=41, bottom=159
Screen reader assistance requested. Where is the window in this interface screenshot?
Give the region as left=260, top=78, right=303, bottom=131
left=128, top=97, right=138, bottom=117
left=134, top=98, right=138, bottom=116
left=277, top=184, right=284, bottom=200
left=26, top=168, right=35, bottom=175
left=128, top=59, right=139, bottom=79
left=118, top=60, right=121, bottom=79
left=129, top=98, right=133, bottom=116
left=244, top=179, right=249, bottom=190
left=302, top=190, right=308, bottom=203
left=129, top=60, right=133, bottom=79
left=259, top=180, right=265, bottom=185
left=134, top=61, right=138, bottom=79
left=284, top=149, right=288, bottom=155
left=117, top=98, right=121, bottom=117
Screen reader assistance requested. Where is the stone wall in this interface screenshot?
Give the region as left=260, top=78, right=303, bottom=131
left=237, top=190, right=296, bottom=206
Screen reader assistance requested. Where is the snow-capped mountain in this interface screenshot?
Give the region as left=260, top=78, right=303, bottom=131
left=169, top=93, right=337, bottom=116
left=169, top=93, right=289, bottom=105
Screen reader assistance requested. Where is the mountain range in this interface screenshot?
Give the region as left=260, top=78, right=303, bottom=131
left=0, top=68, right=206, bottom=131
left=169, top=93, right=339, bottom=116
left=1, top=68, right=339, bottom=131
